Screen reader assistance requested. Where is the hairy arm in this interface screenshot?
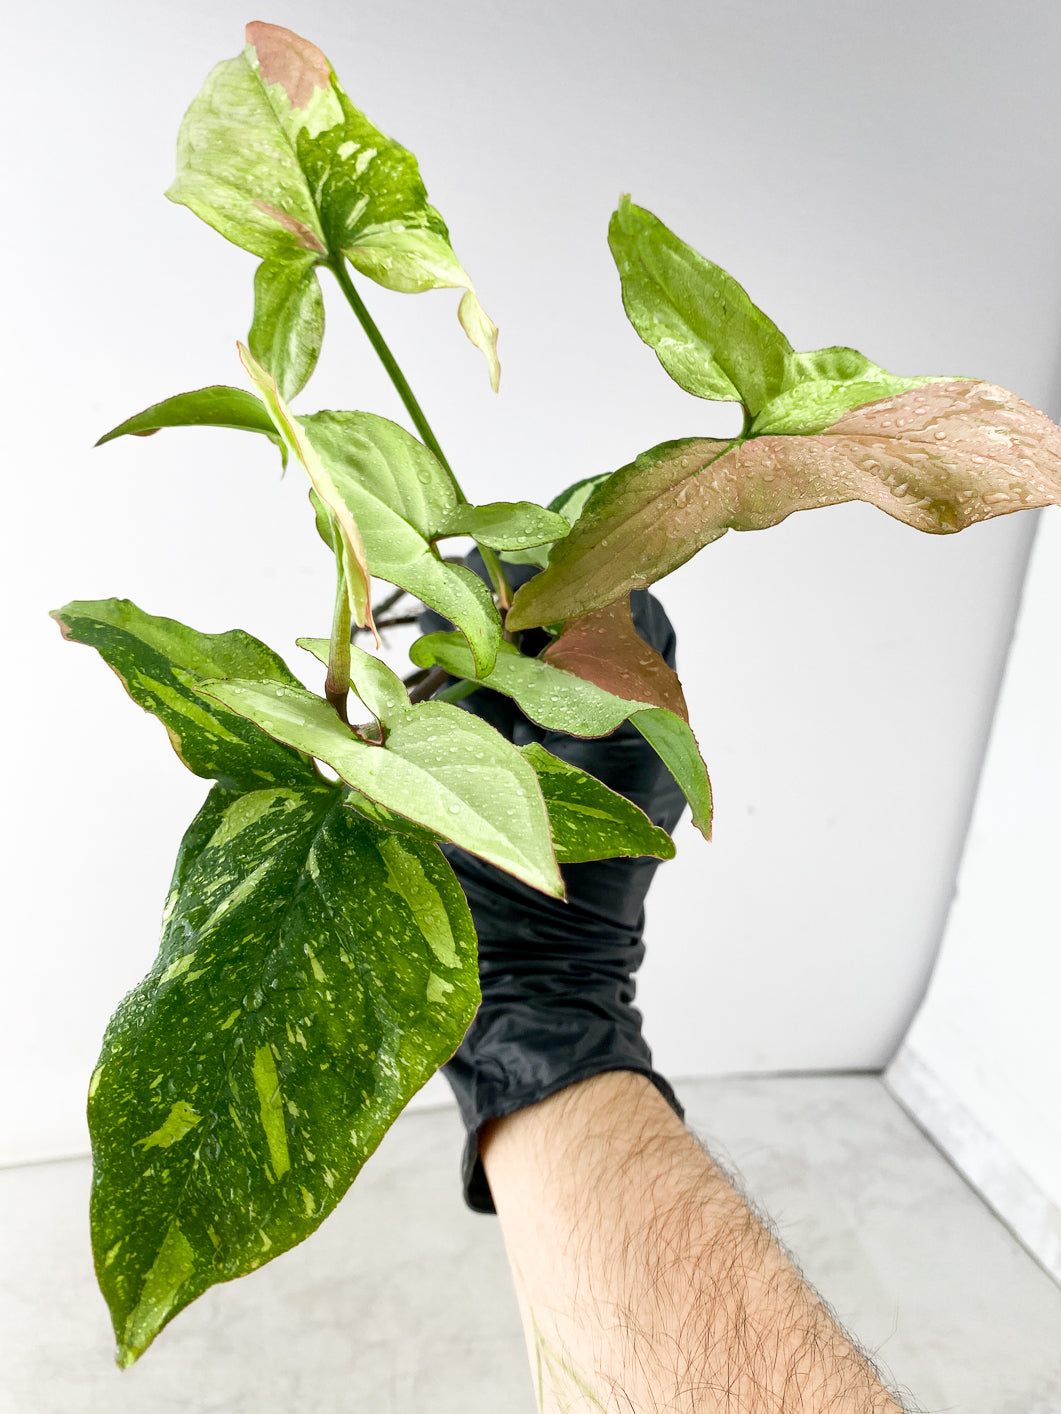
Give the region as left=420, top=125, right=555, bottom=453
left=481, top=1071, right=914, bottom=1414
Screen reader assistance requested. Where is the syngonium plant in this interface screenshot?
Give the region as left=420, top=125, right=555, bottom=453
left=53, top=21, right=1061, bottom=1368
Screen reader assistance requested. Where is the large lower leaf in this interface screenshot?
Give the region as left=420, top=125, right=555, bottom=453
left=89, top=780, right=478, bottom=1366
left=507, top=382, right=1061, bottom=628
left=409, top=635, right=712, bottom=838
left=51, top=600, right=315, bottom=790
left=609, top=197, right=793, bottom=414
left=167, top=22, right=498, bottom=386
left=197, top=678, right=563, bottom=897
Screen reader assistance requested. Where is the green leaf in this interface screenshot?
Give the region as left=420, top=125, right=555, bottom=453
left=96, top=386, right=285, bottom=460
left=435, top=501, right=572, bottom=550
left=249, top=256, right=325, bottom=401
left=167, top=22, right=498, bottom=387
left=508, top=381, right=1061, bottom=628
left=238, top=345, right=375, bottom=638
left=409, top=634, right=712, bottom=838
left=51, top=599, right=315, bottom=789
left=609, top=197, right=792, bottom=415
left=89, top=780, right=478, bottom=1365
left=520, top=742, right=675, bottom=863
left=297, top=410, right=502, bottom=677
left=499, top=473, right=613, bottom=569
left=197, top=678, right=563, bottom=896
left=751, top=346, right=938, bottom=437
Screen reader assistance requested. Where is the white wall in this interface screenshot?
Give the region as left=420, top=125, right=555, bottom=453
left=5, top=0, right=1061, bottom=1163
left=887, top=507, right=1061, bottom=1283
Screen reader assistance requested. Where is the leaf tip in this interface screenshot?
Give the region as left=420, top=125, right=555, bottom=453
left=245, top=21, right=331, bottom=108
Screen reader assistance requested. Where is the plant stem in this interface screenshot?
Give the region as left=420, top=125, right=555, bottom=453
left=327, top=255, right=513, bottom=612
left=326, top=548, right=351, bottom=723
left=326, top=257, right=463, bottom=497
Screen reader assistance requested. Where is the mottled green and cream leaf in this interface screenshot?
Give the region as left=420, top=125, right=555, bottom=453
left=520, top=743, right=675, bottom=862
left=89, top=781, right=478, bottom=1365
left=51, top=599, right=315, bottom=789
left=167, top=21, right=498, bottom=385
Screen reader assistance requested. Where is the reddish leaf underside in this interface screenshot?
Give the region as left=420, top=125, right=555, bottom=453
left=245, top=21, right=330, bottom=108
left=508, top=381, right=1061, bottom=628
left=544, top=598, right=690, bottom=722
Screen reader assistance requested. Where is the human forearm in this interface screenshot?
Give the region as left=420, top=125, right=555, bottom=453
left=481, top=1070, right=909, bottom=1414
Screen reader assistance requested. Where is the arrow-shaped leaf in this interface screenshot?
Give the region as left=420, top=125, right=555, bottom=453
left=409, top=632, right=712, bottom=838
left=90, top=779, right=478, bottom=1365
left=167, top=21, right=498, bottom=388
left=197, top=678, right=563, bottom=897
left=50, top=599, right=315, bottom=789
left=507, top=382, right=1061, bottom=629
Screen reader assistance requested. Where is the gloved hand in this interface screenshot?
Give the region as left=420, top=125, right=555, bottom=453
left=419, top=557, right=688, bottom=1213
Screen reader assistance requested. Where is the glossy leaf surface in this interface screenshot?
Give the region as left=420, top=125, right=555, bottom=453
left=298, top=410, right=502, bottom=676
left=90, top=780, right=478, bottom=1365
left=507, top=383, right=1061, bottom=628
left=435, top=502, right=571, bottom=550
left=499, top=472, right=613, bottom=569
left=249, top=256, right=325, bottom=401
left=167, top=22, right=498, bottom=386
left=609, top=197, right=792, bottom=414
left=409, top=635, right=712, bottom=837
left=520, top=743, right=675, bottom=863
left=96, top=386, right=284, bottom=457
left=197, top=678, right=563, bottom=896
left=51, top=599, right=314, bottom=789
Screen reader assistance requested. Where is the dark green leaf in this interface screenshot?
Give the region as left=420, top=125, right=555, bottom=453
left=297, top=410, right=502, bottom=677
left=409, top=634, right=712, bottom=838
left=51, top=599, right=314, bottom=789
left=90, top=781, right=478, bottom=1365
left=167, top=22, right=498, bottom=387
left=435, top=501, right=571, bottom=550
left=520, top=742, right=675, bottom=862
left=609, top=197, right=792, bottom=414
left=197, top=678, right=563, bottom=896
left=96, top=387, right=284, bottom=458
left=249, top=256, right=325, bottom=401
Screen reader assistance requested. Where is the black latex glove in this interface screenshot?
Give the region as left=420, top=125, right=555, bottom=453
left=420, top=556, right=687, bottom=1213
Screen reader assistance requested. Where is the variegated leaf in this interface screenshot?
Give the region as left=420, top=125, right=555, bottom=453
left=51, top=599, right=314, bottom=789
left=506, top=383, right=1061, bottom=629
left=90, top=781, right=478, bottom=1366
left=520, top=742, right=676, bottom=863
left=167, top=22, right=498, bottom=387
left=249, top=256, right=325, bottom=401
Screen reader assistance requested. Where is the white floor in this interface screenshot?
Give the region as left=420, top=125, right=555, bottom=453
left=3, top=1075, right=1060, bottom=1413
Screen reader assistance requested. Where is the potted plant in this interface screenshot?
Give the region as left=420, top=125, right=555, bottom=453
left=53, top=21, right=1061, bottom=1367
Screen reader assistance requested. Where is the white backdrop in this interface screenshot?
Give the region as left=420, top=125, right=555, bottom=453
left=4, top=0, right=1060, bottom=1163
